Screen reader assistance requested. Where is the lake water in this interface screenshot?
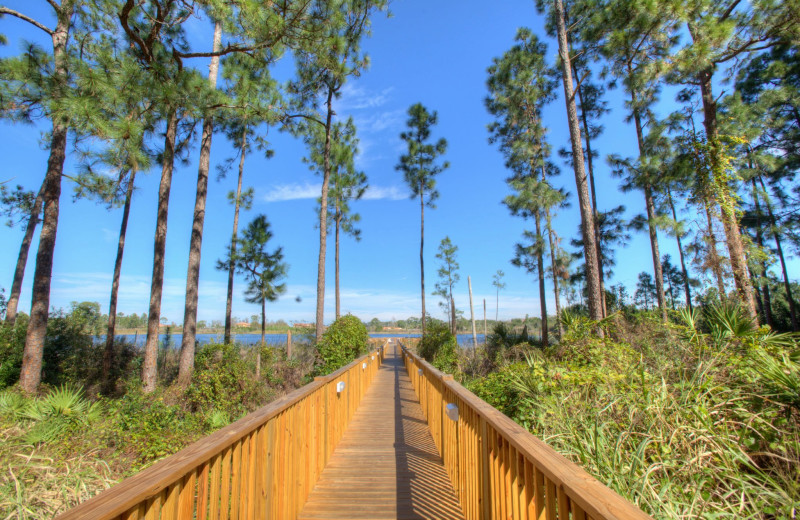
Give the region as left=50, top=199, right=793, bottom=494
left=96, top=332, right=486, bottom=347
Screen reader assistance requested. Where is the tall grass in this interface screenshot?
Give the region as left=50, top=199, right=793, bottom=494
left=465, top=306, right=800, bottom=519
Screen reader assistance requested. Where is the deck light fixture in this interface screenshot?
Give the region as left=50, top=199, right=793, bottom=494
left=418, top=368, right=423, bottom=375
left=362, top=362, right=367, bottom=370
left=446, top=403, right=459, bottom=422
left=336, top=381, right=345, bottom=393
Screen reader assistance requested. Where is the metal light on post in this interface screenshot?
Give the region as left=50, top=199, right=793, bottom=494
left=336, top=381, right=345, bottom=394
left=446, top=403, right=459, bottom=422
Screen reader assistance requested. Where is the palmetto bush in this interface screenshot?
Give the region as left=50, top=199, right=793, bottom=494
left=0, top=385, right=102, bottom=445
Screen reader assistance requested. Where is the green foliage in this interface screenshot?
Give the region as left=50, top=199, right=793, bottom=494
left=0, top=318, right=27, bottom=388
left=316, top=314, right=369, bottom=373
left=464, top=309, right=800, bottom=518
left=418, top=321, right=457, bottom=373
left=466, top=363, right=531, bottom=422
left=185, top=342, right=271, bottom=418
left=0, top=385, right=102, bottom=445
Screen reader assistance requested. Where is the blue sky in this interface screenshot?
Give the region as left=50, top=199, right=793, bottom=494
left=1, top=0, right=788, bottom=325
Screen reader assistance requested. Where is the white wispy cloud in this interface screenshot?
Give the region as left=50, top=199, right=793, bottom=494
left=354, top=109, right=405, bottom=133
left=362, top=185, right=407, bottom=201
left=263, top=182, right=321, bottom=202
left=263, top=183, right=407, bottom=202
left=335, top=84, right=394, bottom=111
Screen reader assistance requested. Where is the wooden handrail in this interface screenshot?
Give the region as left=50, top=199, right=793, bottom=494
left=400, top=342, right=653, bottom=520
left=57, top=343, right=387, bottom=520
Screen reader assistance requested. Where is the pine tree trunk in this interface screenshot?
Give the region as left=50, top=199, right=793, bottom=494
left=575, top=66, right=606, bottom=318
left=694, top=57, right=757, bottom=321
left=20, top=122, right=67, bottom=394
left=315, top=89, right=335, bottom=342
left=142, top=110, right=179, bottom=394
left=535, top=211, right=549, bottom=346
left=750, top=178, right=774, bottom=327
left=335, top=212, right=341, bottom=320
left=103, top=168, right=137, bottom=384
left=257, top=298, right=265, bottom=379
left=667, top=189, right=693, bottom=311
left=703, top=199, right=727, bottom=296
left=225, top=127, right=247, bottom=345
left=420, top=188, right=426, bottom=336
left=178, top=22, right=222, bottom=386
left=630, top=96, right=668, bottom=321
left=553, top=0, right=603, bottom=323
left=537, top=155, right=563, bottom=336
left=450, top=294, right=456, bottom=336
left=18, top=2, right=73, bottom=394
left=759, top=176, right=798, bottom=331
left=5, top=185, right=44, bottom=326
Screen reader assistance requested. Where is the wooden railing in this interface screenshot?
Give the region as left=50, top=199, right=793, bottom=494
left=57, top=344, right=386, bottom=520
left=401, top=343, right=653, bottom=520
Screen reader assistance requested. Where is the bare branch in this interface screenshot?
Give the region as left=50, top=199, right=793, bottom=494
left=44, top=0, right=60, bottom=11
left=0, top=6, right=54, bottom=35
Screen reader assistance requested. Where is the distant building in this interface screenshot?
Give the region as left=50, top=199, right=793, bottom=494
left=293, top=323, right=314, bottom=328
left=382, top=326, right=403, bottom=331
left=235, top=321, right=250, bottom=327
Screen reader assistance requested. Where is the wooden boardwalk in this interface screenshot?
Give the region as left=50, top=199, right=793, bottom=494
left=299, top=343, right=465, bottom=520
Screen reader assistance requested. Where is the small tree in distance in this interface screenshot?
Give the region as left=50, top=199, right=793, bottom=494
left=231, top=215, right=287, bottom=377
left=433, top=237, right=460, bottom=336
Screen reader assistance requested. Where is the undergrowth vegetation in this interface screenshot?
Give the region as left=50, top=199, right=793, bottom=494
left=0, top=315, right=327, bottom=518
left=459, top=305, right=800, bottom=519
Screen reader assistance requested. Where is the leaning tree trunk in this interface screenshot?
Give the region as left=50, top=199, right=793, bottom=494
left=667, top=189, right=693, bottom=311
left=5, top=185, right=44, bottom=326
left=554, top=0, right=603, bottom=322
left=759, top=176, right=799, bottom=331
left=535, top=211, right=549, bottom=346
left=142, top=111, right=179, bottom=394
left=694, top=57, right=757, bottom=321
left=224, top=126, right=248, bottom=345
left=315, top=89, right=335, bottom=342
left=575, top=66, right=606, bottom=318
left=630, top=94, right=668, bottom=321
left=178, top=22, right=222, bottom=386
left=19, top=4, right=73, bottom=393
left=420, top=187, right=427, bottom=336
left=103, top=168, right=137, bottom=384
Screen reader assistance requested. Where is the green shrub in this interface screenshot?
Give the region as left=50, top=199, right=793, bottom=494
left=316, top=314, right=368, bottom=373
left=115, top=389, right=195, bottom=463
left=418, top=322, right=457, bottom=373
left=465, top=363, right=532, bottom=423
left=185, top=343, right=269, bottom=418
left=0, top=318, right=27, bottom=388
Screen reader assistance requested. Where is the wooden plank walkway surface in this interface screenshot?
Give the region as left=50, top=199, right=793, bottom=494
left=299, top=342, right=465, bottom=520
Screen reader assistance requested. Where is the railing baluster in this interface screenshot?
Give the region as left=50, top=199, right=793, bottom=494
left=399, top=343, right=653, bottom=520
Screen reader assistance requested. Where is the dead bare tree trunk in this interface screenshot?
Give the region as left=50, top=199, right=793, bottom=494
left=468, top=276, right=477, bottom=350
left=419, top=188, right=427, bottom=336
left=535, top=212, right=549, bottom=346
